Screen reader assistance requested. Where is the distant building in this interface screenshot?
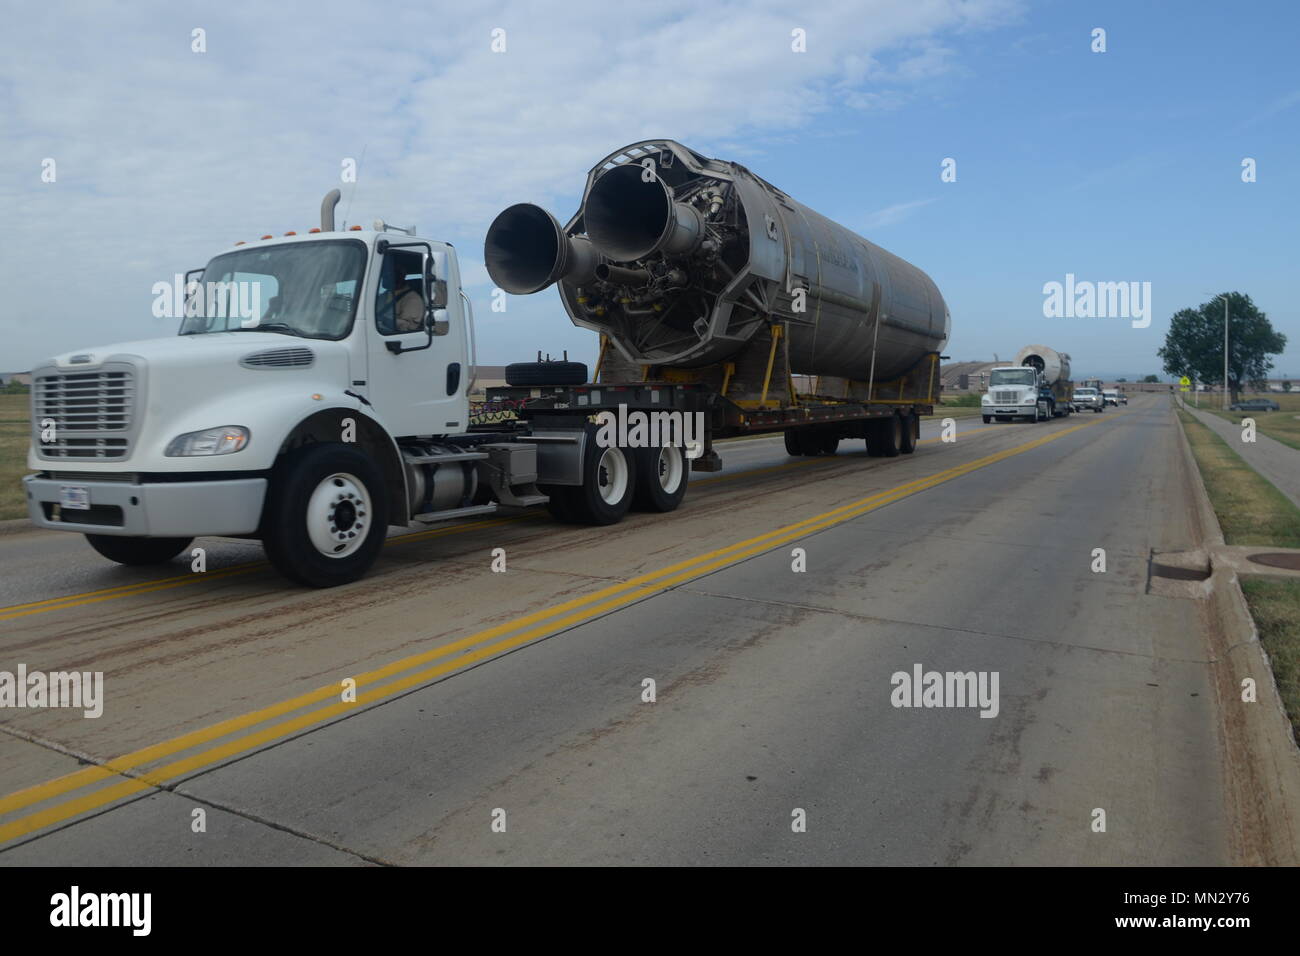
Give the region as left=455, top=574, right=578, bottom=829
left=939, top=361, right=1003, bottom=393
left=467, top=365, right=508, bottom=398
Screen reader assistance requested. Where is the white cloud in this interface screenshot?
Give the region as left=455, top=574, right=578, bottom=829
left=0, top=0, right=1019, bottom=368
left=861, top=197, right=939, bottom=229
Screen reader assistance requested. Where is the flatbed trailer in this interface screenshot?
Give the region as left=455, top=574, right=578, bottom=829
left=473, top=348, right=941, bottom=465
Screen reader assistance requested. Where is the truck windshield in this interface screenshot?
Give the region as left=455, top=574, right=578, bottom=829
left=990, top=369, right=1035, bottom=386
left=179, top=239, right=367, bottom=340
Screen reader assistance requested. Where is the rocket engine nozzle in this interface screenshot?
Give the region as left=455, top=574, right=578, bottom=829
left=484, top=203, right=596, bottom=294
left=584, top=163, right=704, bottom=262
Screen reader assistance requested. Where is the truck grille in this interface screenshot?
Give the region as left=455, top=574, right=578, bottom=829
left=33, top=365, right=137, bottom=460
left=993, top=390, right=1020, bottom=404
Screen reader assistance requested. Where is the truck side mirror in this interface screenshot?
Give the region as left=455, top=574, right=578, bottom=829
left=425, top=258, right=449, bottom=310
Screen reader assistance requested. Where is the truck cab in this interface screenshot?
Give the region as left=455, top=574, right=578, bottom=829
left=24, top=195, right=492, bottom=587
left=982, top=366, right=1047, bottom=423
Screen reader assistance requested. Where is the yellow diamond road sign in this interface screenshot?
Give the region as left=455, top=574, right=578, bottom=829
left=1179, top=376, right=1191, bottom=392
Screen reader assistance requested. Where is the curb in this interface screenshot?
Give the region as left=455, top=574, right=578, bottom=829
left=0, top=517, right=35, bottom=537
left=1175, top=403, right=1300, bottom=864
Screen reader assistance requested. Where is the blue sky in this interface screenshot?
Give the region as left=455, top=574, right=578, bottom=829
left=2, top=0, right=1297, bottom=380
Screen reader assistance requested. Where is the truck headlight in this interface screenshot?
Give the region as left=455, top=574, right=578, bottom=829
left=981, top=395, right=991, bottom=404
left=165, top=426, right=249, bottom=456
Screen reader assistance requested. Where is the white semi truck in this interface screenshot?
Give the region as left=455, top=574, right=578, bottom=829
left=26, top=144, right=950, bottom=587
left=981, top=344, right=1074, bottom=423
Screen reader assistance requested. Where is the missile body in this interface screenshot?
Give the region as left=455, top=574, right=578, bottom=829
left=485, top=140, right=950, bottom=382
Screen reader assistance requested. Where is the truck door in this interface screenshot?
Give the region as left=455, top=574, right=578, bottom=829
left=365, top=245, right=469, bottom=436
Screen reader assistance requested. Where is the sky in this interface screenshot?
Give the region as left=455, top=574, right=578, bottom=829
left=2, top=0, right=1297, bottom=381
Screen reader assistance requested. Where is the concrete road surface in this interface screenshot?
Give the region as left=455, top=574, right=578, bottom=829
left=0, top=396, right=1238, bottom=864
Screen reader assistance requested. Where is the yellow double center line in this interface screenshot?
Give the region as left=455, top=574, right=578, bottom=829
left=0, top=414, right=1117, bottom=843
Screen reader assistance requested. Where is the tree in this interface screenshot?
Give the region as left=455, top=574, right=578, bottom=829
left=1141, top=374, right=1160, bottom=383
left=1157, top=292, right=1286, bottom=405
left=1284, top=381, right=1293, bottom=393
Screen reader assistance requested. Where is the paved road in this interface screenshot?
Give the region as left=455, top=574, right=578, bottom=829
left=0, top=396, right=1233, bottom=864
left=1182, top=403, right=1300, bottom=509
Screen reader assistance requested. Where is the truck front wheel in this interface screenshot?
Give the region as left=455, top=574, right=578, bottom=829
left=262, top=444, right=389, bottom=588
left=85, top=534, right=192, bottom=566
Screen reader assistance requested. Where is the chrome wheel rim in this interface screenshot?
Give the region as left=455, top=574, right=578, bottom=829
left=307, top=472, right=371, bottom=558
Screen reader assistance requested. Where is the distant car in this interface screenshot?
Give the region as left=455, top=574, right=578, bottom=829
left=1073, top=387, right=1104, bottom=412
left=1118, top=392, right=1128, bottom=405
left=1102, top=389, right=1119, bottom=406
left=1230, top=399, right=1280, bottom=412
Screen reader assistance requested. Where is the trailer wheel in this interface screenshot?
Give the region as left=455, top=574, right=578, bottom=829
left=633, top=444, right=689, bottom=512
left=898, top=412, right=917, bottom=454
left=818, top=434, right=840, bottom=456
left=552, top=428, right=638, bottom=525
left=261, top=443, right=388, bottom=588
left=783, top=430, right=805, bottom=457
left=867, top=416, right=902, bottom=457
left=504, top=361, right=588, bottom=387
left=85, top=534, right=192, bottom=566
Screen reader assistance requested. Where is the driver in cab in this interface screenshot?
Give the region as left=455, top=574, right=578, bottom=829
left=378, top=256, right=426, bottom=333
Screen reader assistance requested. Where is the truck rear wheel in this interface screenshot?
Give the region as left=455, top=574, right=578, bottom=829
left=783, top=430, right=805, bottom=457
left=633, top=444, right=689, bottom=512
left=818, top=434, right=840, bottom=455
left=85, top=534, right=192, bottom=566
left=544, top=428, right=638, bottom=525
left=261, top=444, right=389, bottom=588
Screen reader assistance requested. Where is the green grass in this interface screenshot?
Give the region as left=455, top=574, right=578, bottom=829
left=0, top=393, right=32, bottom=520
left=1197, top=391, right=1300, bottom=452
left=1177, top=409, right=1300, bottom=548
left=1178, top=408, right=1300, bottom=742
left=1241, top=578, right=1300, bottom=744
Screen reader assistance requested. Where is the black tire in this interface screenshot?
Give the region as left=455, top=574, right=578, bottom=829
left=504, top=361, right=588, bottom=387
left=867, top=416, right=902, bottom=457
left=898, top=412, right=917, bottom=454
left=818, top=433, right=840, bottom=456
left=632, top=444, right=690, bottom=512
left=261, top=443, right=389, bottom=588
left=541, top=485, right=580, bottom=523
left=783, top=430, right=805, bottom=457
left=552, top=425, right=638, bottom=525
left=982, top=415, right=991, bottom=424
left=85, top=534, right=192, bottom=566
